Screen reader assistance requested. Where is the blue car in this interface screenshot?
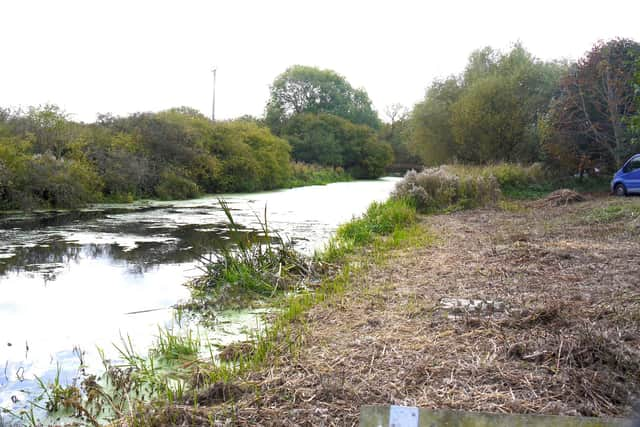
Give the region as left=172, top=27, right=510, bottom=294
left=611, top=154, right=640, bottom=196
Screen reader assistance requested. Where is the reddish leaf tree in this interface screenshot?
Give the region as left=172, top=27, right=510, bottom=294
left=543, top=39, right=640, bottom=173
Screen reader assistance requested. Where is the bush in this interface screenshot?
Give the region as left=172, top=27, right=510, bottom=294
left=282, top=113, right=393, bottom=179
left=17, top=155, right=103, bottom=209
left=392, top=166, right=500, bottom=213
left=483, top=163, right=545, bottom=188
left=481, top=163, right=549, bottom=199
left=154, top=170, right=200, bottom=200
left=210, top=121, right=292, bottom=192
left=287, top=162, right=351, bottom=187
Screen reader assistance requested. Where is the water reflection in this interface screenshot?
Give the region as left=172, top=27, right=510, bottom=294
left=0, top=215, right=257, bottom=279
left=0, top=240, right=82, bottom=280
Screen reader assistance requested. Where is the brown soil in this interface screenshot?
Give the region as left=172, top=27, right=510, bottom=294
left=204, top=197, right=640, bottom=425
left=218, top=342, right=255, bottom=362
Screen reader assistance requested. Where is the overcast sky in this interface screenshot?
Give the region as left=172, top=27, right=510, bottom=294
left=1, top=0, right=639, bottom=123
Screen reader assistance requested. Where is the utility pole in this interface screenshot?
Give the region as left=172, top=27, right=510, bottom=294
left=211, top=67, right=217, bottom=121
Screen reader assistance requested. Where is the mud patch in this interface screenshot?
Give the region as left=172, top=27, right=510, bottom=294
left=218, top=341, right=255, bottom=362
left=184, top=382, right=246, bottom=405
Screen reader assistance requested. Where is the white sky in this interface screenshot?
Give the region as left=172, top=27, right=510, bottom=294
left=1, top=0, right=639, bottom=123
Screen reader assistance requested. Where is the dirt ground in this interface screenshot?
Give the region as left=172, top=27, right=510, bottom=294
left=217, top=196, right=640, bottom=426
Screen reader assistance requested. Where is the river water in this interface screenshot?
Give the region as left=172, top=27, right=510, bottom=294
left=0, top=178, right=399, bottom=421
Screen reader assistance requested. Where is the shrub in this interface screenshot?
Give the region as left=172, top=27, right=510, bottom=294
left=481, top=163, right=549, bottom=199
left=18, top=155, right=103, bottom=209
left=483, top=163, right=545, bottom=188
left=282, top=113, right=393, bottom=179
left=392, top=166, right=500, bottom=212
left=288, top=162, right=351, bottom=187
left=154, top=170, right=200, bottom=200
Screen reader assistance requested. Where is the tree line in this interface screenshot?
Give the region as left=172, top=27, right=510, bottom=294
left=0, top=107, right=296, bottom=210
left=0, top=66, right=402, bottom=210
left=408, top=39, right=640, bottom=175
left=1, top=38, right=639, bottom=210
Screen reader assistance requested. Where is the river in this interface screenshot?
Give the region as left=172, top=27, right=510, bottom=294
left=0, top=178, right=399, bottom=423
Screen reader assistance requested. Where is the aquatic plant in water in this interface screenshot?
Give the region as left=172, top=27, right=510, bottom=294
left=187, top=199, right=315, bottom=309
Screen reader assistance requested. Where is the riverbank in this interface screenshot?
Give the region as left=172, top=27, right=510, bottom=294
left=0, top=163, right=353, bottom=215
left=126, top=194, right=640, bottom=425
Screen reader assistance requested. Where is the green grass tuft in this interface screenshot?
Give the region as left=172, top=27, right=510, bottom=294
left=188, top=199, right=309, bottom=308
left=318, top=198, right=419, bottom=262
left=583, top=202, right=640, bottom=224
left=337, top=198, right=416, bottom=245
left=150, top=327, right=200, bottom=362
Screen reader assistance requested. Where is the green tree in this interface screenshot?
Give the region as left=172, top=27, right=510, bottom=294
left=209, top=120, right=292, bottom=192
left=379, top=104, right=420, bottom=171
left=463, top=46, right=500, bottom=85
left=0, top=101, right=357, bottom=209
left=452, top=44, right=565, bottom=163
left=85, top=127, right=153, bottom=197
left=282, top=113, right=345, bottom=167
left=0, top=136, right=31, bottom=209
left=24, top=155, right=103, bottom=207
left=411, top=43, right=564, bottom=165
left=225, top=121, right=292, bottom=190
left=265, top=65, right=381, bottom=133
left=632, top=59, right=640, bottom=144
left=23, top=104, right=78, bottom=159
left=282, top=113, right=392, bottom=178
left=410, top=77, right=462, bottom=165
left=451, top=75, right=524, bottom=162
left=98, top=108, right=218, bottom=197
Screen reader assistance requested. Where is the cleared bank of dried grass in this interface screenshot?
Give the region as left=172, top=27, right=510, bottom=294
left=226, top=197, right=640, bottom=425
left=117, top=197, right=640, bottom=426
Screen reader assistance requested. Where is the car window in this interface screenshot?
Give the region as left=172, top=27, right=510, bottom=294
left=624, top=159, right=640, bottom=172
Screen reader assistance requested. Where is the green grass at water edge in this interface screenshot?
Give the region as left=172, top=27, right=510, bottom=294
left=321, top=198, right=417, bottom=262
left=234, top=203, right=433, bottom=378
left=150, top=327, right=201, bottom=362
left=187, top=199, right=310, bottom=310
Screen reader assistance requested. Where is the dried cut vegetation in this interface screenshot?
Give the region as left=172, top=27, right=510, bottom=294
left=535, top=188, right=586, bottom=207
left=192, top=196, right=640, bottom=426
left=392, top=166, right=501, bottom=213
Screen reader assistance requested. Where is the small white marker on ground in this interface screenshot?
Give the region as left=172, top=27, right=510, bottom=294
left=389, top=405, right=419, bottom=427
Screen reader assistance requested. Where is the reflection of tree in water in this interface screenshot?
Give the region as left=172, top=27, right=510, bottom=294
left=0, top=239, right=83, bottom=277
left=112, top=225, right=255, bottom=275
left=0, top=206, right=159, bottom=230
left=0, top=224, right=268, bottom=280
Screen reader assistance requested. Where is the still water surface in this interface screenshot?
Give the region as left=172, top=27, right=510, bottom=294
left=0, top=178, right=399, bottom=418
